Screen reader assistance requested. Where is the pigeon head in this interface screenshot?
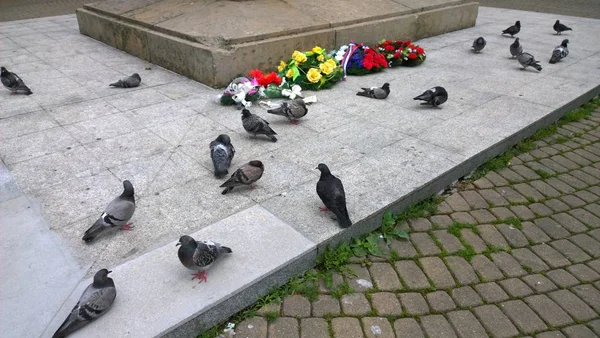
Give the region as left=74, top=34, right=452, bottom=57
left=0, top=66, right=7, bottom=74
left=93, top=269, right=113, bottom=286
left=121, top=180, right=134, bottom=197
left=555, top=20, right=560, bottom=24
left=131, top=73, right=141, bottom=81
left=248, top=160, right=264, bottom=170
left=215, top=134, right=231, bottom=145
left=177, top=235, right=197, bottom=248
left=561, top=39, right=569, bottom=47
left=316, top=163, right=331, bottom=176
left=241, top=109, right=252, bottom=118
left=515, top=20, right=521, bottom=27
left=382, top=83, right=390, bottom=90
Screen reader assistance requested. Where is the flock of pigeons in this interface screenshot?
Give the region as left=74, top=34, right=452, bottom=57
left=471, top=19, right=573, bottom=70
left=1, top=17, right=575, bottom=338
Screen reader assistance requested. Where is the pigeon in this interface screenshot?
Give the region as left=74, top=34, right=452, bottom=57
left=316, top=163, right=352, bottom=228
left=241, top=109, right=277, bottom=142
left=413, top=86, right=448, bottom=107
left=1, top=66, right=32, bottom=95
left=553, top=20, right=572, bottom=34
left=356, top=83, right=390, bottom=99
left=109, top=73, right=141, bottom=88
left=220, top=160, right=264, bottom=194
left=267, top=99, right=308, bottom=124
left=210, top=134, right=235, bottom=178
left=177, top=235, right=232, bottom=283
left=549, top=39, right=569, bottom=64
left=517, top=52, right=543, bottom=71
left=502, top=20, right=521, bottom=37
left=472, top=37, right=486, bottom=53
left=509, top=38, right=523, bottom=58
left=82, top=180, right=136, bottom=243
left=52, top=269, right=116, bottom=338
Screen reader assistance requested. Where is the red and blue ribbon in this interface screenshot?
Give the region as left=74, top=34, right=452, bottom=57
left=341, top=41, right=359, bottom=81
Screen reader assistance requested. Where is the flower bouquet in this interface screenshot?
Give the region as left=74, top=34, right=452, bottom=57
left=277, top=46, right=343, bottom=91
left=218, top=70, right=286, bottom=107
left=376, top=39, right=427, bottom=67
left=333, top=42, right=388, bottom=76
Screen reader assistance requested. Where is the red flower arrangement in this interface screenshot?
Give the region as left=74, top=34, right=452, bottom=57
left=376, top=39, right=427, bottom=67
left=249, top=69, right=282, bottom=87
left=335, top=43, right=388, bottom=76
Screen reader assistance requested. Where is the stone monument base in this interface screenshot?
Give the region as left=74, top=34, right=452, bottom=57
left=77, top=0, right=478, bottom=88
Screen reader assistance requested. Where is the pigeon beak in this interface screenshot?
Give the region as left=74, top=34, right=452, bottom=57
left=176, top=242, right=181, bottom=247
left=107, top=270, right=113, bottom=274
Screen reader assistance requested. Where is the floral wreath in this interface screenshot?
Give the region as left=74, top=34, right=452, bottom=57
left=277, top=46, right=343, bottom=91
left=376, top=39, right=427, bottom=67
left=333, top=42, right=388, bottom=77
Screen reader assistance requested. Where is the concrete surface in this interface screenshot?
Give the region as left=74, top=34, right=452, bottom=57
left=0, top=6, right=599, bottom=338
left=75, top=0, right=479, bottom=87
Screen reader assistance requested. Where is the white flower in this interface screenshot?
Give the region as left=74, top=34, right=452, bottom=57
left=282, top=85, right=303, bottom=99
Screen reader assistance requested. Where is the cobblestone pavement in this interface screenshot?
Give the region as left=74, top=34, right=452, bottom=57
left=234, top=109, right=600, bottom=337
left=477, top=0, right=600, bottom=19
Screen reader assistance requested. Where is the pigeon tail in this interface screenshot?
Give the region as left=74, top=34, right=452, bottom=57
left=268, top=135, right=278, bottom=142
left=82, top=218, right=106, bottom=243
left=532, top=63, right=543, bottom=71
left=220, top=246, right=233, bottom=254
left=221, top=187, right=234, bottom=195
left=356, top=91, right=370, bottom=97
left=267, top=107, right=286, bottom=117
left=52, top=315, right=86, bottom=338
left=109, top=80, right=122, bottom=87
left=336, top=211, right=352, bottom=228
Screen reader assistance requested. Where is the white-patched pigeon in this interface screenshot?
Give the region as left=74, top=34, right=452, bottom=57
left=549, top=39, right=569, bottom=64
left=210, top=134, right=235, bottom=178
left=177, top=235, right=232, bottom=283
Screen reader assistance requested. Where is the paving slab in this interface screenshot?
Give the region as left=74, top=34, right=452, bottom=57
left=1, top=6, right=600, bottom=338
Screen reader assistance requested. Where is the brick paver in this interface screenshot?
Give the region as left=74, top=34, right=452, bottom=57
left=231, top=109, right=600, bottom=338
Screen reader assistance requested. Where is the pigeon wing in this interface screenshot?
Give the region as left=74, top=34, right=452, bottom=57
left=103, top=198, right=135, bottom=226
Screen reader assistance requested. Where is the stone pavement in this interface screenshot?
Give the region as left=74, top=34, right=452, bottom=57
left=478, top=0, right=600, bottom=20
left=1, top=6, right=600, bottom=338
left=235, top=110, right=600, bottom=337
left=0, top=0, right=107, bottom=22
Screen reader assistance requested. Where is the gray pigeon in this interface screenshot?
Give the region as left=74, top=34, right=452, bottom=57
left=109, top=73, right=141, bottom=88
left=82, top=180, right=136, bottom=243
left=210, top=134, right=235, bottom=178
left=52, top=269, right=116, bottom=338
left=241, top=109, right=277, bottom=142
left=472, top=37, right=486, bottom=53
left=177, top=235, right=232, bottom=283
left=267, top=99, right=308, bottom=124
left=553, top=20, right=572, bottom=34
left=517, top=52, right=542, bottom=71
left=414, top=86, right=448, bottom=107
left=549, top=39, right=569, bottom=64
left=502, top=20, right=521, bottom=37
left=509, top=38, right=523, bottom=58
left=316, top=163, right=352, bottom=228
left=356, top=83, right=390, bottom=99
left=1, top=66, right=32, bottom=95
left=220, top=160, right=264, bottom=194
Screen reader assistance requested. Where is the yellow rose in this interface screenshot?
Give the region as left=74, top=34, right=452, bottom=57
left=325, top=58, right=337, bottom=68
left=319, top=62, right=334, bottom=75
left=317, top=54, right=324, bottom=62
left=312, top=46, right=323, bottom=54
left=306, top=68, right=322, bottom=83
left=292, top=50, right=301, bottom=58
left=286, top=69, right=294, bottom=78
left=294, top=52, right=307, bottom=64
left=278, top=60, right=286, bottom=72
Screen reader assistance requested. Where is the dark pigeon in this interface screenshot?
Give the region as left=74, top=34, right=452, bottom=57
left=220, top=160, right=264, bottom=194
left=472, top=37, right=487, bottom=53
left=267, top=99, right=308, bottom=124
left=177, top=235, right=232, bottom=283
left=549, top=39, right=569, bottom=64
left=109, top=73, right=141, bottom=88
left=553, top=20, right=572, bottom=34
left=356, top=83, right=390, bottom=99
left=82, top=180, right=136, bottom=243
left=510, top=38, right=523, bottom=58
left=316, top=163, right=352, bottom=228
left=502, top=20, right=521, bottom=37
left=413, top=86, right=448, bottom=107
left=517, top=52, right=543, bottom=71
left=241, top=109, right=277, bottom=142
left=210, top=134, right=235, bottom=178
left=1, top=66, right=32, bottom=95
left=52, top=269, right=116, bottom=338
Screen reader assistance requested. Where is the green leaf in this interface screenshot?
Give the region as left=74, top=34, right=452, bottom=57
left=394, top=229, right=409, bottom=240
left=352, top=246, right=368, bottom=257
left=292, top=66, right=300, bottom=81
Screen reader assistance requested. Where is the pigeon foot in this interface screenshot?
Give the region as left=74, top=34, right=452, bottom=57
left=291, top=120, right=299, bottom=125
left=192, top=271, right=207, bottom=283
left=319, top=206, right=329, bottom=212
left=249, top=184, right=256, bottom=190
left=121, top=223, right=134, bottom=231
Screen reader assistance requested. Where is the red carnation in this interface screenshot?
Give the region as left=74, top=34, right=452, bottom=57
left=416, top=47, right=424, bottom=54
left=405, top=40, right=412, bottom=46
left=393, top=52, right=401, bottom=58
left=249, top=69, right=263, bottom=80
left=385, top=45, right=394, bottom=52
left=408, top=52, right=417, bottom=59
left=395, top=40, right=403, bottom=45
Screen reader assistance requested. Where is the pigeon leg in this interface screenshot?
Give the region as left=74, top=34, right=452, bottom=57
left=121, top=223, right=134, bottom=231
left=319, top=206, right=329, bottom=212
left=290, top=120, right=299, bottom=125
left=191, top=271, right=205, bottom=282
left=249, top=184, right=256, bottom=190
